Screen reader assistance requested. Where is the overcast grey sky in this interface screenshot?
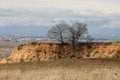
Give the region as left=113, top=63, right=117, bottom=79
left=0, top=0, right=119, bottom=26
left=0, top=0, right=120, bottom=39
left=0, top=0, right=120, bottom=13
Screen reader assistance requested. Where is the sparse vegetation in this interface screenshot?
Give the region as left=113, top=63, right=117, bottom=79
left=1, top=42, right=120, bottom=64
left=48, top=22, right=88, bottom=49
left=30, top=42, right=38, bottom=45
left=0, top=39, right=120, bottom=80
left=0, top=59, right=120, bottom=80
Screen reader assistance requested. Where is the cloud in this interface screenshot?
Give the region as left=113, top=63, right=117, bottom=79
left=103, top=20, right=120, bottom=29
left=102, top=13, right=120, bottom=29
left=0, top=7, right=119, bottom=27
left=0, top=8, right=81, bottom=27
left=0, top=7, right=120, bottom=39
left=0, top=0, right=120, bottom=13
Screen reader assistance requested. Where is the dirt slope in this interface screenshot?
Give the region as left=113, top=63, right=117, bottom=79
left=0, top=42, right=120, bottom=63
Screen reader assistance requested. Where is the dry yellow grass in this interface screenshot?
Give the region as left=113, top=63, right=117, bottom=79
left=0, top=68, right=120, bottom=80
left=0, top=59, right=120, bottom=80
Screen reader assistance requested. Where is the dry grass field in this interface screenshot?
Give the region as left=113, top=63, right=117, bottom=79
left=0, top=59, right=120, bottom=80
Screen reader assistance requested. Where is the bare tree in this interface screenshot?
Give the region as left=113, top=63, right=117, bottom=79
left=85, top=35, right=94, bottom=56
left=66, top=23, right=87, bottom=49
left=86, top=35, right=94, bottom=42
left=47, top=23, right=67, bottom=44
left=48, top=22, right=88, bottom=48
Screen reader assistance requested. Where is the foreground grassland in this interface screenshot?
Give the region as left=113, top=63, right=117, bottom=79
left=0, top=59, right=120, bottom=80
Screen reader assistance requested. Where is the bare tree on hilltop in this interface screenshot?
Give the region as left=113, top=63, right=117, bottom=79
left=47, top=23, right=68, bottom=44
left=66, top=23, right=87, bottom=49
left=48, top=22, right=88, bottom=49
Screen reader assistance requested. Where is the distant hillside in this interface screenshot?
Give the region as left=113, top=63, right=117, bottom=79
left=0, top=42, right=120, bottom=64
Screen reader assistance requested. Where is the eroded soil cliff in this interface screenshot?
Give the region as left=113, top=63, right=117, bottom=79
left=0, top=42, right=120, bottom=63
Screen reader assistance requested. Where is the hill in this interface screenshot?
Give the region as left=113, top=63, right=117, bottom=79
left=0, top=42, right=120, bottom=63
